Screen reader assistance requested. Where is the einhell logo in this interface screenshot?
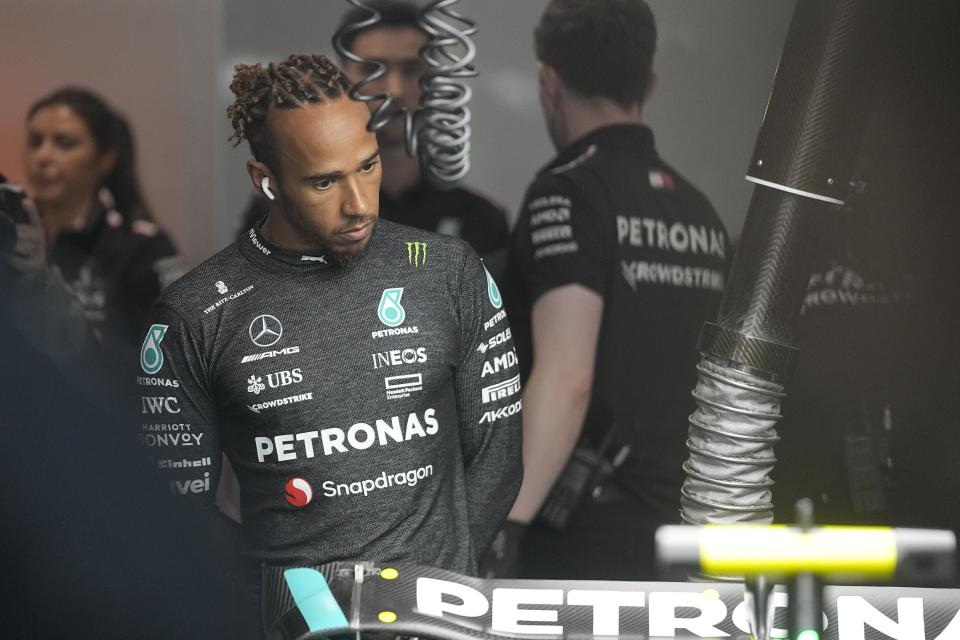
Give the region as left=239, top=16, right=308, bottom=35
left=406, top=242, right=427, bottom=267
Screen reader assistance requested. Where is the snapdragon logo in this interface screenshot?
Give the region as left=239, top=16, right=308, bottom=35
left=284, top=477, right=313, bottom=507
left=322, top=464, right=434, bottom=498
left=485, top=267, right=502, bottom=309
left=140, top=324, right=169, bottom=374
left=378, top=288, right=406, bottom=327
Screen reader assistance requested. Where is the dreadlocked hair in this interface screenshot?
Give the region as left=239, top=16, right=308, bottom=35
left=227, top=53, right=352, bottom=173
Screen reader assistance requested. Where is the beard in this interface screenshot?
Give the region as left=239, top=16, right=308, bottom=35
left=280, top=201, right=377, bottom=268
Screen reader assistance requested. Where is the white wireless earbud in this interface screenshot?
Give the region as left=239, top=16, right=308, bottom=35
left=261, top=177, right=276, bottom=201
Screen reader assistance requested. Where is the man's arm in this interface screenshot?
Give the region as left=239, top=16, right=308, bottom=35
left=507, top=284, right=603, bottom=522
left=136, top=303, right=222, bottom=509
left=455, top=249, right=524, bottom=557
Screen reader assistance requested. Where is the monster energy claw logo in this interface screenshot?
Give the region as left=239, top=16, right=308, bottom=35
left=406, top=241, right=427, bottom=267
left=485, top=267, right=503, bottom=309
left=140, top=323, right=169, bottom=374
left=378, top=288, right=406, bottom=327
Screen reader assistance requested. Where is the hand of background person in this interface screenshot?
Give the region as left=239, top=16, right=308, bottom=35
left=6, top=198, right=47, bottom=275
left=479, top=520, right=527, bottom=579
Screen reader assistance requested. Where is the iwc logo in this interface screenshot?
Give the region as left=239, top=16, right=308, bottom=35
left=485, top=267, right=503, bottom=309
left=140, top=324, right=169, bottom=374
left=377, top=288, right=406, bottom=327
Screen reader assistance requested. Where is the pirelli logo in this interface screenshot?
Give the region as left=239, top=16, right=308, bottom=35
left=406, top=242, right=427, bottom=267
left=481, top=375, right=521, bottom=404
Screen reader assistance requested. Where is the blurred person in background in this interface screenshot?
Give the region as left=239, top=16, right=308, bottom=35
left=7, top=87, right=182, bottom=362
left=494, top=0, right=728, bottom=580
left=238, top=1, right=510, bottom=276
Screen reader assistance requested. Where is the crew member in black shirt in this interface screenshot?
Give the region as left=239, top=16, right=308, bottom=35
left=502, top=0, right=729, bottom=580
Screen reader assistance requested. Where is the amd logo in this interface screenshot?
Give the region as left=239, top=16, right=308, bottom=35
left=141, top=396, right=181, bottom=414
left=481, top=350, right=518, bottom=377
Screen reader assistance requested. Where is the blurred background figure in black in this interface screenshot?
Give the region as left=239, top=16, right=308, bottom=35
left=237, top=1, right=511, bottom=276
left=5, top=88, right=182, bottom=383
left=496, top=0, right=728, bottom=580
left=0, top=271, right=251, bottom=640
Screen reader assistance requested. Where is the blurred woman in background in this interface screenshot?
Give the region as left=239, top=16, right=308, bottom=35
left=16, top=87, right=182, bottom=347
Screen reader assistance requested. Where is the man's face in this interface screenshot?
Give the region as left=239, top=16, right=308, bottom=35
left=269, top=96, right=381, bottom=264
left=343, top=26, right=428, bottom=148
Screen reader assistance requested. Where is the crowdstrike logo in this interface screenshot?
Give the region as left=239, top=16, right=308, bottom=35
left=140, top=324, right=169, bottom=374
left=247, top=375, right=266, bottom=395
left=249, top=314, right=283, bottom=347
left=248, top=392, right=314, bottom=414
left=378, top=288, right=406, bottom=327
left=406, top=241, right=427, bottom=267
left=284, top=477, right=313, bottom=507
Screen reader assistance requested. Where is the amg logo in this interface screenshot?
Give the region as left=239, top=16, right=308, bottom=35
left=482, top=350, right=518, bottom=377
left=481, top=375, right=521, bottom=404
left=479, top=400, right=521, bottom=424
left=241, top=346, right=301, bottom=364
left=141, top=396, right=180, bottom=414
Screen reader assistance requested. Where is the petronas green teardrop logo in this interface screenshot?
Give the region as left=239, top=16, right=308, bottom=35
left=140, top=323, right=169, bottom=374
left=485, top=268, right=502, bottom=309
left=377, top=288, right=406, bottom=327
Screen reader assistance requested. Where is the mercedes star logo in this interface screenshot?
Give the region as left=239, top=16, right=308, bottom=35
left=249, top=314, right=283, bottom=347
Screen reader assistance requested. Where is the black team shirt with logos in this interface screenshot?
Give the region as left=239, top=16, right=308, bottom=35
left=136, top=219, right=522, bottom=574
left=505, top=124, right=728, bottom=519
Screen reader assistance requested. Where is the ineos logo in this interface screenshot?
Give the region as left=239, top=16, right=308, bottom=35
left=249, top=315, right=283, bottom=347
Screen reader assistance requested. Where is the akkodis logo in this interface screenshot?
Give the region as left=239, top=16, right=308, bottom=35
left=485, top=267, right=502, bottom=309
left=378, top=288, right=406, bottom=327
left=284, top=477, right=313, bottom=507
left=140, top=324, right=169, bottom=374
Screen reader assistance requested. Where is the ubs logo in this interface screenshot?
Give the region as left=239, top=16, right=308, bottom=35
left=249, top=315, right=283, bottom=347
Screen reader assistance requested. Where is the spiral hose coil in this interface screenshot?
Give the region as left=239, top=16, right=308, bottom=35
left=333, top=0, right=477, bottom=188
